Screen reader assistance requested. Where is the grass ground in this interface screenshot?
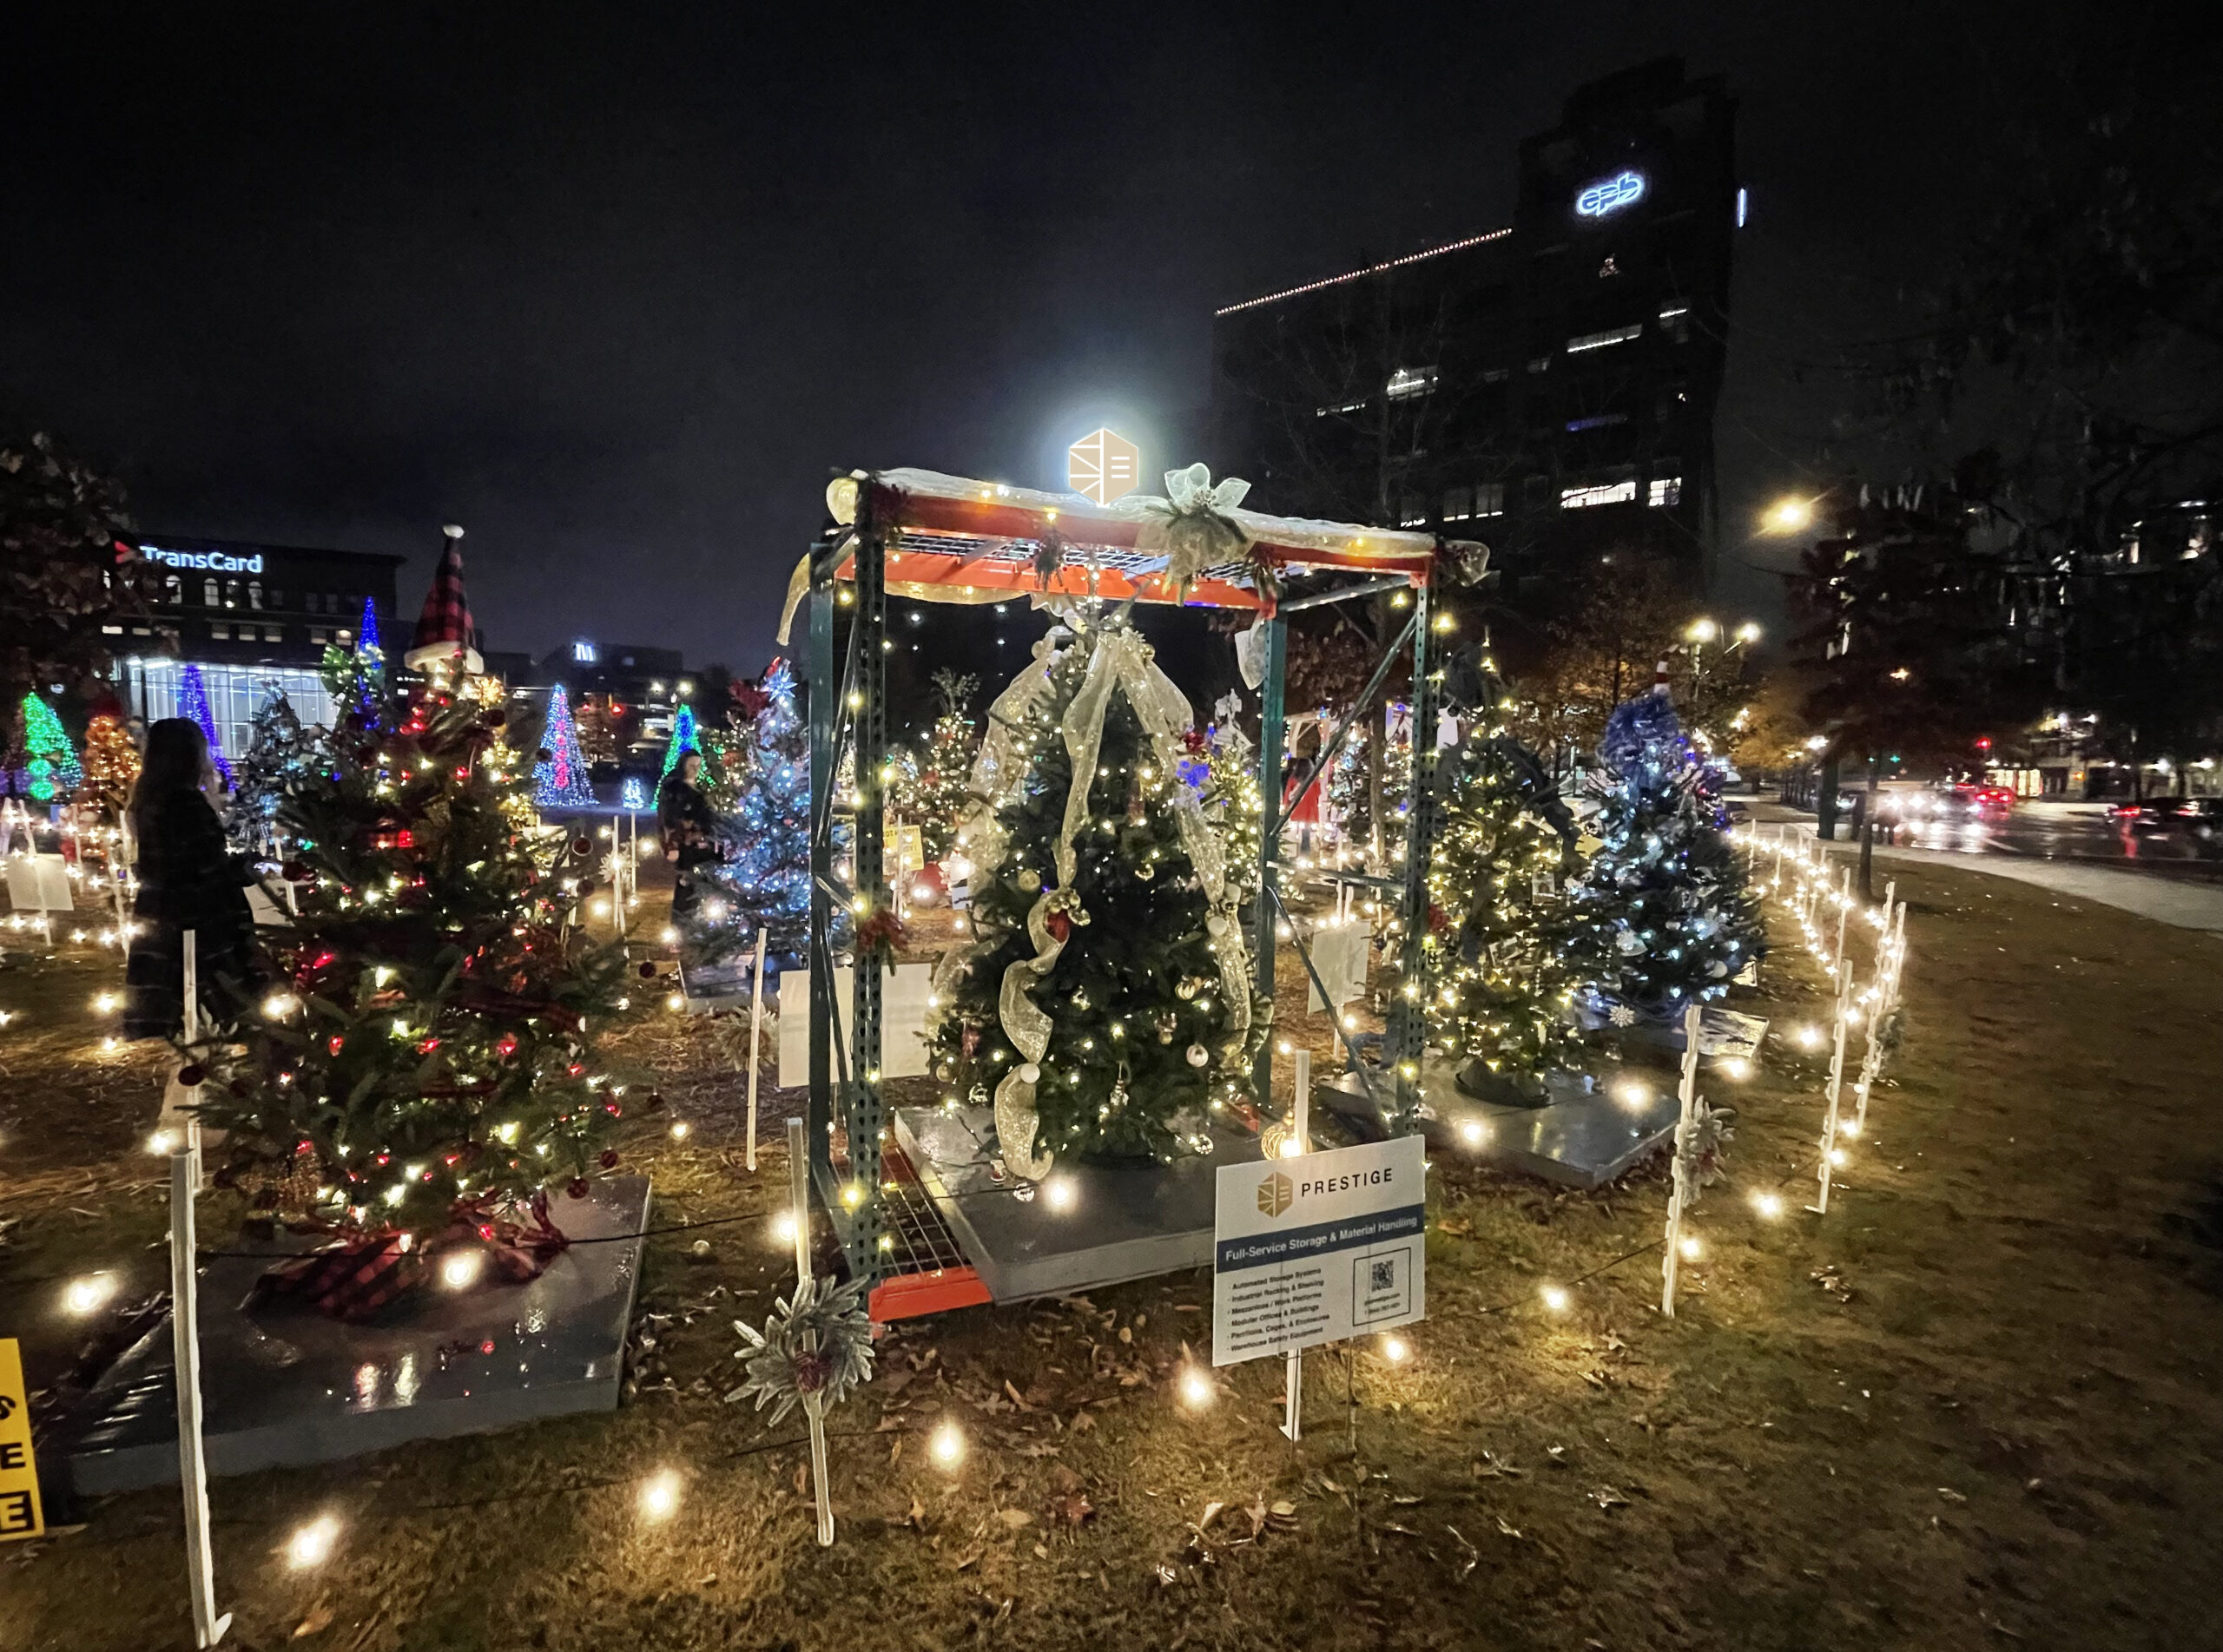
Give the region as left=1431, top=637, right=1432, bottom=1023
left=3, top=859, right=2222, bottom=1650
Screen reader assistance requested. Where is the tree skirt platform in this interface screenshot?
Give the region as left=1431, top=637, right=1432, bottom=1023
left=892, top=1107, right=1266, bottom=1303
left=1321, top=1061, right=1679, bottom=1190
left=59, top=1177, right=650, bottom=1496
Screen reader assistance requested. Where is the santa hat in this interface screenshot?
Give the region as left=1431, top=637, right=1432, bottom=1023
left=1652, top=658, right=1672, bottom=697
left=404, top=524, right=484, bottom=675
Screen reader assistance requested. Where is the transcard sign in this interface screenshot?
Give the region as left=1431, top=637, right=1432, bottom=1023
left=1210, top=1135, right=1426, bottom=1366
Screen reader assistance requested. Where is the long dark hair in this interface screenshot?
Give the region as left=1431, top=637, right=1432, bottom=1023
left=128, top=717, right=214, bottom=836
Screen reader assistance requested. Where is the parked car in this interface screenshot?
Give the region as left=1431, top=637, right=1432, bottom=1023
left=2108, top=796, right=2190, bottom=832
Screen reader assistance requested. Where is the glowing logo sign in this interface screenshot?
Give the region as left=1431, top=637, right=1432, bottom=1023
left=1067, top=427, right=1141, bottom=505
left=1575, top=170, right=1647, bottom=219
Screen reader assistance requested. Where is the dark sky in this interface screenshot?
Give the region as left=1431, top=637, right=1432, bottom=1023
left=3, top=3, right=2039, bottom=672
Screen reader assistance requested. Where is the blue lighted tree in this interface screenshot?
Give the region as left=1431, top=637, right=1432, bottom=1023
left=1564, top=687, right=1764, bottom=1022
left=533, top=684, right=597, bottom=812
left=178, top=661, right=235, bottom=787
left=689, top=661, right=822, bottom=965
left=358, top=596, right=382, bottom=656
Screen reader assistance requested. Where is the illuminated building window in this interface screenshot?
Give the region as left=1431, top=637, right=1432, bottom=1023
left=1481, top=366, right=1510, bottom=383
left=209, top=622, right=230, bottom=640
left=1442, top=486, right=1473, bottom=522
left=1566, top=412, right=1629, bottom=432
left=1567, top=324, right=1643, bottom=354
left=248, top=581, right=263, bottom=609
left=1315, top=398, right=1368, bottom=418
left=1649, top=477, right=1683, bottom=508
left=1527, top=357, right=1552, bottom=374
left=1386, top=365, right=1439, bottom=401
left=1561, top=480, right=1638, bottom=509
left=203, top=577, right=220, bottom=607
left=1399, top=495, right=1429, bottom=528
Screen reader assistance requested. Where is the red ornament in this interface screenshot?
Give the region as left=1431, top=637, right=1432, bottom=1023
left=566, top=1178, right=590, bottom=1199
left=599, top=1149, right=619, bottom=1168
left=497, top=1033, right=519, bottom=1058
left=328, top=1035, right=346, bottom=1056
left=1045, top=911, right=1071, bottom=944
left=177, top=1063, right=205, bottom=1088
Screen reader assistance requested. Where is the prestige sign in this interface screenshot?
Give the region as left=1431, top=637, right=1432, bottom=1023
left=1211, top=1135, right=1426, bottom=1366
left=140, top=543, right=265, bottom=574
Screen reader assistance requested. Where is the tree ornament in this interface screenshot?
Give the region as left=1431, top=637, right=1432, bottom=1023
left=731, top=1274, right=876, bottom=1425
left=1186, top=1043, right=1210, bottom=1068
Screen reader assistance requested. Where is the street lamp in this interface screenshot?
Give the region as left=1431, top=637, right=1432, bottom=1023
left=1734, top=622, right=1762, bottom=645
left=1686, top=617, right=1719, bottom=644
left=1763, top=497, right=1815, bottom=534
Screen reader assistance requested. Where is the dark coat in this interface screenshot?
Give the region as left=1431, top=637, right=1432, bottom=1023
left=657, top=775, right=721, bottom=873
left=122, top=789, right=259, bottom=1040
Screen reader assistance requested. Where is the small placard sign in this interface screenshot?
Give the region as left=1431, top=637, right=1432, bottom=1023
left=1210, top=1135, right=1426, bottom=1367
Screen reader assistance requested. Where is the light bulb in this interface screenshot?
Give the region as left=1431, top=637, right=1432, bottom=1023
left=638, top=1469, right=682, bottom=1522
left=286, top=1514, right=342, bottom=1570
left=1177, top=1368, right=1216, bottom=1410
left=929, top=1419, right=966, bottom=1469
left=1539, top=1284, right=1571, bottom=1314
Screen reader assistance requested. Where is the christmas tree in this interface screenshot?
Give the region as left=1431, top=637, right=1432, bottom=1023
left=658, top=703, right=699, bottom=784
left=533, top=684, right=597, bottom=811
left=689, top=659, right=815, bottom=964
left=228, top=688, right=315, bottom=853
left=195, top=655, right=629, bottom=1290
left=177, top=661, right=234, bottom=787
left=77, top=710, right=139, bottom=826
left=910, top=669, right=979, bottom=862
left=11, top=692, right=82, bottom=801
left=1427, top=707, right=1584, bottom=1097
left=1565, top=685, right=1765, bottom=1022
left=925, top=615, right=1264, bottom=1172
left=357, top=595, right=382, bottom=655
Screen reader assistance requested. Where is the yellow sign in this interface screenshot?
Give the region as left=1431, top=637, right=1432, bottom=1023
left=0, top=1339, right=45, bottom=1541
left=1067, top=428, right=1141, bottom=505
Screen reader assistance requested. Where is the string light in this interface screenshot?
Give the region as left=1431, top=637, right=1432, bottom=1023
left=286, top=1514, right=341, bottom=1570
left=1538, top=1284, right=1571, bottom=1314
left=638, top=1469, right=683, bottom=1522
left=929, top=1419, right=966, bottom=1469
left=63, top=1273, right=117, bottom=1315
left=1177, top=1368, right=1216, bottom=1409
left=439, top=1251, right=483, bottom=1291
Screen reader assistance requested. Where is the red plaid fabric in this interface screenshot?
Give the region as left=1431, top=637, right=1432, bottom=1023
left=414, top=536, right=476, bottom=652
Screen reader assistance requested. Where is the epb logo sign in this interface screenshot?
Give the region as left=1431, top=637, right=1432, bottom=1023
left=1256, top=1171, right=1293, bottom=1219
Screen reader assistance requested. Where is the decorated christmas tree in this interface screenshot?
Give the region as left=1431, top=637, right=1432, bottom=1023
left=533, top=684, right=597, bottom=811
left=177, top=661, right=234, bottom=787
left=195, top=650, right=629, bottom=1307
left=925, top=615, right=1264, bottom=1174
left=1564, top=680, right=1765, bottom=1022
left=689, top=660, right=816, bottom=964
left=1427, top=703, right=1584, bottom=1097
left=1182, top=696, right=1263, bottom=912
left=574, top=696, right=620, bottom=767
left=10, top=692, right=82, bottom=802
left=910, top=669, right=979, bottom=862
left=357, top=595, right=382, bottom=655
left=228, top=688, right=315, bottom=853
left=77, top=709, right=140, bottom=827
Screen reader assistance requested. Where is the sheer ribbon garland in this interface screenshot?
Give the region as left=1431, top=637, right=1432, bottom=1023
left=932, top=621, right=1257, bottom=1178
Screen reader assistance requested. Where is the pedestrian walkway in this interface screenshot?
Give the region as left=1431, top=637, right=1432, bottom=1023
left=1754, top=813, right=2223, bottom=931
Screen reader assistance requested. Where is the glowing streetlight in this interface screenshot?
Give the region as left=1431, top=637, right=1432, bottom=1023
left=1764, top=497, right=1815, bottom=534
left=1734, top=622, right=1763, bottom=645
left=1686, top=617, right=1720, bottom=644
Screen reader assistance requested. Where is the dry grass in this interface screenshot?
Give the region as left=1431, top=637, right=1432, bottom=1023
left=3, top=861, right=2223, bottom=1650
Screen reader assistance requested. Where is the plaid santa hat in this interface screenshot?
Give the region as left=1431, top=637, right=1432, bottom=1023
left=404, top=524, right=484, bottom=675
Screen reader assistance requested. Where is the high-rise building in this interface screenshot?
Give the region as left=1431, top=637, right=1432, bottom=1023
left=1210, top=58, right=1738, bottom=640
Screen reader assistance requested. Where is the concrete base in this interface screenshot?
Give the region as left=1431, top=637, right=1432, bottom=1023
left=1322, top=1058, right=1679, bottom=1190
left=893, top=1107, right=1265, bottom=1302
left=61, top=1177, right=650, bottom=1495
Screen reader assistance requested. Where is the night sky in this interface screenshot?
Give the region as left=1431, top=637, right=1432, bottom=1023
left=3, top=3, right=2047, bottom=673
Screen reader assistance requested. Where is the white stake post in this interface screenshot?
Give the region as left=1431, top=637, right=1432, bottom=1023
left=1831, top=865, right=1850, bottom=966
left=784, top=1117, right=834, bottom=1546
left=1772, top=824, right=1785, bottom=887
left=1280, top=1050, right=1311, bottom=1442
left=744, top=929, right=769, bottom=1172
left=1660, top=1003, right=1704, bottom=1317
left=171, top=930, right=229, bottom=1646
left=1812, top=958, right=1852, bottom=1214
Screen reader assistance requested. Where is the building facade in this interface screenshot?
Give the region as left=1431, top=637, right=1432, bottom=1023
left=109, top=535, right=406, bottom=759
left=1210, top=58, right=1738, bottom=643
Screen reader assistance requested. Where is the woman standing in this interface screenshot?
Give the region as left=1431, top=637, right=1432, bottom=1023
left=122, top=717, right=259, bottom=1043
left=657, top=749, right=721, bottom=919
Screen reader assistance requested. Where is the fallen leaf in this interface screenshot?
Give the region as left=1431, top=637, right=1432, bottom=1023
left=1588, top=1487, right=1629, bottom=1510
left=1495, top=1516, right=1523, bottom=1540
left=293, top=1605, right=333, bottom=1639
left=1152, top=1563, right=1178, bottom=1587
left=1053, top=1493, right=1096, bottom=1528
left=1004, top=1379, right=1032, bottom=1411
left=1070, top=1408, right=1097, bottom=1433
left=1937, top=1487, right=1968, bottom=1503
left=1197, top=1500, right=1227, bottom=1531
left=997, top=1507, right=1034, bottom=1529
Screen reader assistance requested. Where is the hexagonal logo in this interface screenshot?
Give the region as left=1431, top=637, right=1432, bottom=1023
left=1067, top=427, right=1141, bottom=505
left=1256, top=1170, right=1294, bottom=1219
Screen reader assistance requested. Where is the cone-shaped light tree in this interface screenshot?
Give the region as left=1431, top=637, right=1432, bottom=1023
left=534, top=684, right=597, bottom=811
left=177, top=662, right=234, bottom=787
left=689, top=660, right=820, bottom=964
left=11, top=692, right=82, bottom=801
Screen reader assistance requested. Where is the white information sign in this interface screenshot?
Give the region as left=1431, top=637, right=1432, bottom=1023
left=1211, top=1135, right=1426, bottom=1367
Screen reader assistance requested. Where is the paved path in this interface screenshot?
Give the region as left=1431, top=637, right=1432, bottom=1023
left=1754, top=816, right=2223, bottom=931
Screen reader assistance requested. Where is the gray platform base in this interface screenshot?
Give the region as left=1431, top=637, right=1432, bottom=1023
left=893, top=1107, right=1263, bottom=1302
left=1324, top=1059, right=1679, bottom=1190
left=62, top=1176, right=650, bottom=1496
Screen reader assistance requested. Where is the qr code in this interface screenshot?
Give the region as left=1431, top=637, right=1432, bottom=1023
left=1369, top=1258, right=1396, bottom=1293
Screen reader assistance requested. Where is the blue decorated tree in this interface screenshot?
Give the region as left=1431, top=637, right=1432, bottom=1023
left=533, top=684, right=597, bottom=812
left=178, top=661, right=234, bottom=787
left=688, top=661, right=820, bottom=965
left=1564, top=684, right=1764, bottom=1022
left=658, top=703, right=699, bottom=785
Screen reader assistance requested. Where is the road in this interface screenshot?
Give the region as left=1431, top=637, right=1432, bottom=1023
left=1771, top=799, right=2223, bottom=878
